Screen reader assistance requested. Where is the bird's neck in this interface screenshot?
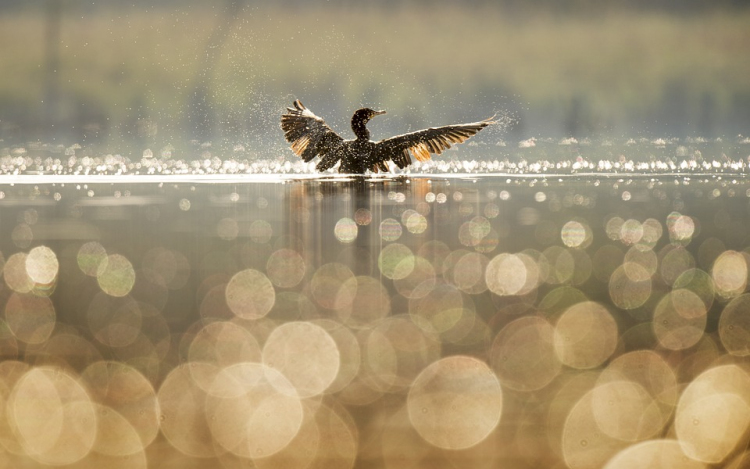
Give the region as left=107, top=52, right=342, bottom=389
left=351, top=119, right=370, bottom=140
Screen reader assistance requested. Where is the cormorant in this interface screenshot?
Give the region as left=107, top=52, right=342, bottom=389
left=281, top=100, right=495, bottom=174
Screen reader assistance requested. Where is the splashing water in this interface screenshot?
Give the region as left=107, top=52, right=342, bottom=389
left=2, top=136, right=748, bottom=179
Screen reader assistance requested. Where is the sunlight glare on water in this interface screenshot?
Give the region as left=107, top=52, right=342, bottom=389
left=1, top=136, right=748, bottom=178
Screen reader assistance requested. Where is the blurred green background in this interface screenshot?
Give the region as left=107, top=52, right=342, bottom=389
left=1, top=0, right=749, bottom=150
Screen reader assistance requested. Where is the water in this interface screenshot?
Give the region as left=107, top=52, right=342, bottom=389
left=1, top=140, right=750, bottom=467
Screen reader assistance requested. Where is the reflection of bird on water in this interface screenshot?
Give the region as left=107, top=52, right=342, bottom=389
left=281, top=100, right=495, bottom=174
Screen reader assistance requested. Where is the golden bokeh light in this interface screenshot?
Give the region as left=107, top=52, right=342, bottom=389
left=407, top=356, right=503, bottom=450
left=393, top=256, right=437, bottom=300
left=603, top=439, right=706, bottom=469
left=249, top=219, right=273, bottom=244
left=81, top=361, right=160, bottom=455
left=262, top=321, right=340, bottom=398
left=188, top=320, right=262, bottom=367
left=4, top=252, right=35, bottom=294
left=253, top=401, right=321, bottom=469
left=404, top=211, right=428, bottom=235
left=1, top=176, right=749, bottom=467
left=609, top=262, right=652, bottom=310
left=599, top=350, right=678, bottom=411
left=590, top=380, right=662, bottom=442
left=379, top=218, right=403, bottom=242
left=9, top=367, right=97, bottom=466
left=354, top=208, right=372, bottom=225
left=5, top=293, right=56, bottom=345
left=141, top=247, right=191, bottom=290
left=216, top=217, right=239, bottom=241
left=718, top=294, right=750, bottom=356
left=86, top=294, right=143, bottom=348
left=490, top=316, right=561, bottom=391
left=338, top=275, right=391, bottom=327
left=712, top=250, right=748, bottom=298
left=205, top=362, right=304, bottom=459
left=675, top=365, right=750, bottom=464
left=11, top=223, right=33, bottom=249
left=673, top=268, right=715, bottom=311
left=554, top=301, right=618, bottom=369
left=157, top=363, right=222, bottom=458
left=310, top=319, right=360, bottom=394
left=408, top=281, right=465, bottom=336
left=96, top=254, right=136, bottom=297
left=361, top=315, right=441, bottom=394
left=310, top=262, right=356, bottom=310
left=677, top=393, right=750, bottom=464
left=652, top=289, right=707, bottom=350
left=335, top=217, right=359, bottom=243
left=659, top=245, right=695, bottom=286
left=266, top=248, right=306, bottom=288
left=309, top=402, right=358, bottom=468
left=620, top=219, right=644, bottom=246
left=378, top=243, right=416, bottom=281
left=418, top=240, right=451, bottom=276
left=562, top=387, right=629, bottom=469
left=25, top=245, right=58, bottom=285
left=561, top=220, right=590, bottom=248
left=605, top=216, right=625, bottom=241
left=544, top=246, right=576, bottom=285
left=225, top=268, right=276, bottom=319
left=624, top=245, right=658, bottom=277
left=451, top=251, right=488, bottom=294
left=485, top=252, right=528, bottom=295
left=640, top=218, right=663, bottom=248
left=667, top=212, right=696, bottom=243
left=90, top=402, right=143, bottom=457
left=77, top=242, right=108, bottom=277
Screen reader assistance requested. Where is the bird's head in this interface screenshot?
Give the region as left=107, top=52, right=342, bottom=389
left=353, top=108, right=386, bottom=124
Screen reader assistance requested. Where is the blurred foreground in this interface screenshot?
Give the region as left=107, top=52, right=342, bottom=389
left=1, top=174, right=750, bottom=467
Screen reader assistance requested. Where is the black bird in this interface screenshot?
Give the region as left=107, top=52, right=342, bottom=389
left=281, top=100, right=495, bottom=174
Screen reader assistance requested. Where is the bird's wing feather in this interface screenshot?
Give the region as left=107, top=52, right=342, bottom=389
left=374, top=117, right=495, bottom=169
left=280, top=100, right=344, bottom=164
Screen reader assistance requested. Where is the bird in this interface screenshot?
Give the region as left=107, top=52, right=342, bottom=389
left=281, top=100, right=495, bottom=174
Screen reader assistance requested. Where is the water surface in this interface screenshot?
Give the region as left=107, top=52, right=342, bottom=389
left=1, top=144, right=750, bottom=467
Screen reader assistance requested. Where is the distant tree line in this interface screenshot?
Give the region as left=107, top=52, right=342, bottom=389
left=1, top=0, right=748, bottom=147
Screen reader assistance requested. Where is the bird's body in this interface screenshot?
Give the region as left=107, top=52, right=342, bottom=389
left=337, top=139, right=378, bottom=174
left=281, top=100, right=494, bottom=174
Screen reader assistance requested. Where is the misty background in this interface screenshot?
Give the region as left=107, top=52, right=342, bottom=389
left=1, top=0, right=749, bottom=155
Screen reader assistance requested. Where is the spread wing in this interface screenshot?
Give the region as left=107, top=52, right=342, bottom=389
left=281, top=100, right=344, bottom=170
left=372, top=117, right=495, bottom=171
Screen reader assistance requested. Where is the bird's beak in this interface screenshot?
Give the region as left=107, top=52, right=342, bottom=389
left=373, top=110, right=386, bottom=116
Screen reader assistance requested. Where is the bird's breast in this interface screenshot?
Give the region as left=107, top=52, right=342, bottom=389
left=343, top=140, right=376, bottom=157
left=339, top=140, right=378, bottom=173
